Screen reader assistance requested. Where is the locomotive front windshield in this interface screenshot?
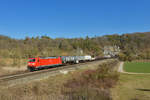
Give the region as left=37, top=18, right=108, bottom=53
left=29, top=59, right=35, bottom=62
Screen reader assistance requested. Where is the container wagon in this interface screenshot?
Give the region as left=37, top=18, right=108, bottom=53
left=61, top=56, right=79, bottom=64
left=61, top=55, right=93, bottom=63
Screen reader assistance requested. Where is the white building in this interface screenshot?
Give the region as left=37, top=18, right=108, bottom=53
left=103, top=46, right=120, bottom=57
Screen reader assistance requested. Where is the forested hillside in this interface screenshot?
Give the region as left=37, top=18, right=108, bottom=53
left=0, top=32, right=150, bottom=66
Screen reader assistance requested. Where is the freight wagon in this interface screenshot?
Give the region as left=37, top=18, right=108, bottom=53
left=61, top=55, right=93, bottom=64
left=61, top=56, right=79, bottom=64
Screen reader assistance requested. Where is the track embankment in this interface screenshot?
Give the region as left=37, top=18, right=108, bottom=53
left=0, top=59, right=117, bottom=88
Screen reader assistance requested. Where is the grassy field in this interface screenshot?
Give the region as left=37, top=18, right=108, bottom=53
left=112, top=73, right=150, bottom=100
left=124, top=62, right=150, bottom=73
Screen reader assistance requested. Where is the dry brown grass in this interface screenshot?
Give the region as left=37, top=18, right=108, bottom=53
left=0, top=59, right=119, bottom=100
left=0, top=58, right=27, bottom=76
left=0, top=58, right=27, bottom=67
left=112, top=74, right=150, bottom=100
left=62, top=61, right=119, bottom=100
left=0, top=64, right=99, bottom=100
left=0, top=73, right=71, bottom=100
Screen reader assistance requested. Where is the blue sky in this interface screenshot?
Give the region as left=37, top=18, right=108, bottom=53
left=0, top=0, right=150, bottom=39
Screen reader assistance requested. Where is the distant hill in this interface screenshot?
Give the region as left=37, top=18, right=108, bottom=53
left=0, top=32, right=150, bottom=61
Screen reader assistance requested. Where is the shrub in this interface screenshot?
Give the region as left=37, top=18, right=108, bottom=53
left=62, top=61, right=119, bottom=100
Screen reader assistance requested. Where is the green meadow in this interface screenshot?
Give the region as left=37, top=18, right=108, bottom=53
left=124, top=62, right=150, bottom=73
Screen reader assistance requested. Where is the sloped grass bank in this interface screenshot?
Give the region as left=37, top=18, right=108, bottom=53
left=0, top=59, right=119, bottom=100
left=62, top=60, right=119, bottom=100
left=112, top=74, right=150, bottom=100
left=124, top=62, right=150, bottom=73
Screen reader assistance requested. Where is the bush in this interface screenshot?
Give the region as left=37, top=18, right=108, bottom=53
left=62, top=61, right=119, bottom=100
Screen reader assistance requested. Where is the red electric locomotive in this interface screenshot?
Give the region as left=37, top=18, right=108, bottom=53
left=27, top=57, right=62, bottom=71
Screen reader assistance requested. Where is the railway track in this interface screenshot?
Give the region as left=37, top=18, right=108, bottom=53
left=0, top=63, right=78, bottom=81
left=0, top=61, right=89, bottom=80
left=0, top=59, right=114, bottom=88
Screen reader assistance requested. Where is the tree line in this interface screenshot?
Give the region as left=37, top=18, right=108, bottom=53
left=0, top=32, right=150, bottom=62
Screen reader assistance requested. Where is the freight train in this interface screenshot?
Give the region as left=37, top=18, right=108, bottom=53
left=27, top=55, right=95, bottom=71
